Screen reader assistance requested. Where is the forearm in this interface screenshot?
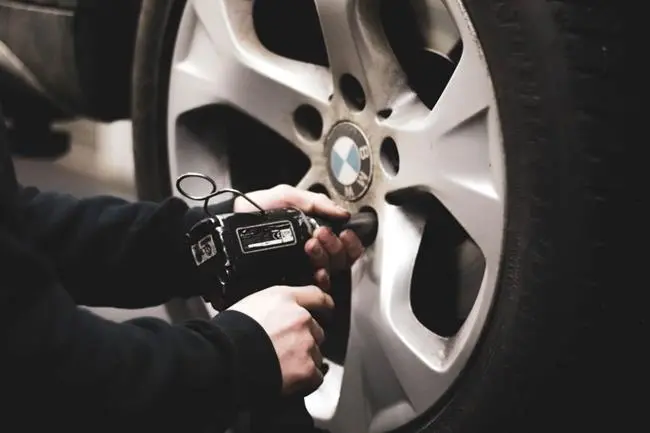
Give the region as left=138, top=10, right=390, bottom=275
left=15, top=185, right=233, bottom=307
left=2, top=232, right=280, bottom=429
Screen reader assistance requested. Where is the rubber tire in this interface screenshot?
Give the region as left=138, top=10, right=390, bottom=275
left=132, top=1, right=632, bottom=432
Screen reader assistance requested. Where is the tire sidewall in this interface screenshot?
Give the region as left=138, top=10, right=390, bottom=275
left=419, top=1, right=606, bottom=432
left=132, top=0, right=186, bottom=203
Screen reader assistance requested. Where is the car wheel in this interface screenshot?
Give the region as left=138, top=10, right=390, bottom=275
left=132, top=1, right=626, bottom=432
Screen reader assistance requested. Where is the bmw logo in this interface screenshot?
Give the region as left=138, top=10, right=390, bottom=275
left=325, top=122, right=373, bottom=201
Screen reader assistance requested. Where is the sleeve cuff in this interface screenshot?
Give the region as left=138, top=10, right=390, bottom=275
left=183, top=198, right=235, bottom=233
left=210, top=310, right=282, bottom=410
left=178, top=198, right=235, bottom=299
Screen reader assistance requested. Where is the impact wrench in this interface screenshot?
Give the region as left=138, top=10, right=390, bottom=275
left=177, top=172, right=379, bottom=306
left=176, top=172, right=379, bottom=432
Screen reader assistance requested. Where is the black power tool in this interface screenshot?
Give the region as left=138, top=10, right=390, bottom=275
left=177, top=173, right=379, bottom=307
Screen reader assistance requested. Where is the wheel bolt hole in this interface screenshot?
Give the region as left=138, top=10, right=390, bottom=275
left=380, top=137, right=400, bottom=176
left=308, top=183, right=331, bottom=198
left=377, top=108, right=393, bottom=119
left=293, top=105, right=323, bottom=140
left=339, top=74, right=366, bottom=111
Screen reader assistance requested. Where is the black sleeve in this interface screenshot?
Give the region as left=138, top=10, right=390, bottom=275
left=1, top=227, right=281, bottom=431
left=14, top=185, right=234, bottom=308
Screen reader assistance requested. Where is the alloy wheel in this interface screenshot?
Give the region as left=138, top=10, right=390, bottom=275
left=166, top=0, right=505, bottom=431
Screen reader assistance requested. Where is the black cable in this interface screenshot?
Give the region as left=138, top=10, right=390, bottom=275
left=175, top=172, right=266, bottom=217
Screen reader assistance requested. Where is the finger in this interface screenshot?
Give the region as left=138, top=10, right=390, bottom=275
left=291, top=285, right=335, bottom=310
left=309, top=193, right=349, bottom=218
left=309, top=317, right=326, bottom=345
left=305, top=238, right=329, bottom=270
left=290, top=190, right=348, bottom=218
left=340, top=229, right=365, bottom=263
left=315, top=227, right=347, bottom=271
left=314, top=268, right=331, bottom=291
left=304, top=360, right=325, bottom=396
left=306, top=344, right=325, bottom=392
left=309, top=351, right=326, bottom=386
left=310, top=341, right=324, bottom=366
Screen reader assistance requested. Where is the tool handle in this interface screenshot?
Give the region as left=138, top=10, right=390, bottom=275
left=313, top=210, right=378, bottom=247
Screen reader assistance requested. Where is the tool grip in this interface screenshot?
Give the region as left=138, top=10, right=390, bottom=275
left=313, top=210, right=378, bottom=247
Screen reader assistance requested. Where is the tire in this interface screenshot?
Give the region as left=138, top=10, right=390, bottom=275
left=132, top=1, right=630, bottom=432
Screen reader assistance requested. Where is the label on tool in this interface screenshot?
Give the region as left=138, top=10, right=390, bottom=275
left=191, top=234, right=218, bottom=266
left=236, top=220, right=297, bottom=254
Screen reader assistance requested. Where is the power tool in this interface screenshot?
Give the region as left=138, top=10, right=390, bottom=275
left=177, top=173, right=379, bottom=308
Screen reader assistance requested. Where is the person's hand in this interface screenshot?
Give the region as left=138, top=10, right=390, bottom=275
left=228, top=285, right=334, bottom=396
left=234, top=184, right=366, bottom=290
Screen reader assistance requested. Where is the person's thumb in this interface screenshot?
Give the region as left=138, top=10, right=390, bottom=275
left=289, top=285, right=335, bottom=310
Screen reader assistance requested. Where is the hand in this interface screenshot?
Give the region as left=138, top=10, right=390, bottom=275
left=228, top=285, right=334, bottom=396
left=234, top=184, right=366, bottom=290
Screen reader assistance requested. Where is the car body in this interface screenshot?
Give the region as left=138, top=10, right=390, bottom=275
left=0, top=0, right=140, bottom=124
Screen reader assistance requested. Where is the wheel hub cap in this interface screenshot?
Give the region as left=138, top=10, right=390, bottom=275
left=326, top=122, right=373, bottom=201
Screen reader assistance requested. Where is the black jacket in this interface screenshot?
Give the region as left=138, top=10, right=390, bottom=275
left=0, top=109, right=282, bottom=431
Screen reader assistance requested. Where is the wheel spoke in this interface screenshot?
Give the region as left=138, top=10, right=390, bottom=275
left=385, top=40, right=503, bottom=259
left=418, top=0, right=461, bottom=58
left=296, top=165, right=328, bottom=191
left=309, top=205, right=473, bottom=432
left=169, top=0, right=332, bottom=158
left=313, top=0, right=407, bottom=110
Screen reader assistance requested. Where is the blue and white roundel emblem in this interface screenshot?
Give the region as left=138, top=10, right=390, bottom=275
left=326, top=122, right=373, bottom=201
left=330, top=137, right=361, bottom=186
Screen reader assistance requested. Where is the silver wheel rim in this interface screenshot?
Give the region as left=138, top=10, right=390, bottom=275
left=166, top=1, right=505, bottom=431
